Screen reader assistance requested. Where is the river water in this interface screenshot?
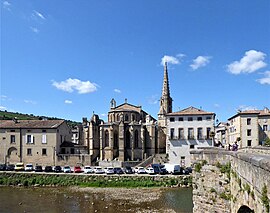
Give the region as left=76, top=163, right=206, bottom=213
left=0, top=186, right=193, bottom=213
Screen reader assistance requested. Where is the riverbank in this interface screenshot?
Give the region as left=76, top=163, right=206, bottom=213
left=0, top=186, right=193, bottom=212
left=0, top=172, right=192, bottom=188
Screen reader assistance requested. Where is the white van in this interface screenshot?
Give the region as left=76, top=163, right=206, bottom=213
left=164, top=164, right=182, bottom=174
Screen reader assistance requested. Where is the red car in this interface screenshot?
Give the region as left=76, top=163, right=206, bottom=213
left=74, top=166, right=82, bottom=173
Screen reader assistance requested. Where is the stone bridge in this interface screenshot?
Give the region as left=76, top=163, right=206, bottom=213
left=191, top=147, right=270, bottom=213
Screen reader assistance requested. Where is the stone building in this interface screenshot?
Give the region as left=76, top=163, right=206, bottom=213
left=83, top=99, right=157, bottom=165
left=166, top=106, right=215, bottom=167
left=0, top=119, right=72, bottom=165
left=215, top=122, right=229, bottom=147
left=228, top=107, right=270, bottom=148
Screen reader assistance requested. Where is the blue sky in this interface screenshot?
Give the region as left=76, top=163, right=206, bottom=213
left=1, top=0, right=270, bottom=122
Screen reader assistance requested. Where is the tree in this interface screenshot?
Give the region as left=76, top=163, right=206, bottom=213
left=264, top=138, right=270, bottom=147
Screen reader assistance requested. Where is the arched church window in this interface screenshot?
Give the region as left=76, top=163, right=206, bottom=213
left=134, top=130, right=139, bottom=148
left=125, top=114, right=129, bottom=122
left=113, top=131, right=118, bottom=148
left=125, top=130, right=131, bottom=148
left=105, top=130, right=109, bottom=147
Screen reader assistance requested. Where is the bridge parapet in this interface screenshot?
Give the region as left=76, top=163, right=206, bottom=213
left=191, top=147, right=270, bottom=213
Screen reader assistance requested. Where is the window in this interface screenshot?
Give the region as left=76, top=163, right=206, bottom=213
left=206, top=116, right=211, bottom=121
left=247, top=129, right=251, bottom=136
left=170, top=117, right=175, bottom=122
left=42, top=135, right=47, bottom=144
left=188, top=117, right=193, bottom=121
left=178, top=128, right=184, bottom=139
left=178, top=117, right=183, bottom=121
left=105, top=130, right=109, bottom=147
left=42, top=130, right=47, bottom=133
left=188, top=128, right=194, bottom=139
left=27, top=130, right=31, bottom=132
left=247, top=118, right=251, bottom=125
left=197, top=128, right=203, bottom=140
left=170, top=128, right=175, bottom=139
left=247, top=140, right=252, bottom=147
left=26, top=135, right=34, bottom=144
left=113, top=131, right=118, bottom=148
left=10, top=130, right=15, bottom=132
left=190, top=145, right=195, bottom=149
left=125, top=114, right=129, bottom=121
left=206, top=128, right=211, bottom=139
left=27, top=148, right=32, bottom=156
left=10, top=135, right=16, bottom=143
left=197, top=117, right=202, bottom=121
left=42, top=148, right=47, bottom=156
left=134, top=130, right=139, bottom=148
left=263, top=125, right=268, bottom=131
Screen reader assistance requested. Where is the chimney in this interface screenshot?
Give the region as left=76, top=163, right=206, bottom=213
left=13, top=117, right=18, bottom=123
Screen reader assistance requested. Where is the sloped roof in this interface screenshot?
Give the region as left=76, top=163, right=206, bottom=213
left=167, top=106, right=215, bottom=116
left=0, top=120, right=65, bottom=129
left=228, top=108, right=270, bottom=120
left=111, top=103, right=142, bottom=113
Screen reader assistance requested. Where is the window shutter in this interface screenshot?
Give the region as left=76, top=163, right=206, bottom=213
left=31, top=135, right=34, bottom=144
left=25, top=135, right=28, bottom=143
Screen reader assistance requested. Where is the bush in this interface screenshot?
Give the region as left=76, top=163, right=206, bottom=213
left=195, top=163, right=202, bottom=173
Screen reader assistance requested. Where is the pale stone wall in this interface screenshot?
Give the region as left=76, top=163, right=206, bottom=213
left=191, top=148, right=270, bottom=213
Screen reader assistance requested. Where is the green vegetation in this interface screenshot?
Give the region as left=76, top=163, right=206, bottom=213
left=264, top=138, right=270, bottom=147
left=202, top=160, right=207, bottom=166
left=250, top=190, right=255, bottom=200
left=216, top=162, right=231, bottom=180
left=0, top=110, right=80, bottom=127
left=194, top=163, right=202, bottom=173
left=0, top=173, right=192, bottom=188
left=219, top=192, right=232, bottom=200
left=244, top=183, right=251, bottom=194
left=210, top=188, right=217, bottom=193
left=261, top=184, right=269, bottom=212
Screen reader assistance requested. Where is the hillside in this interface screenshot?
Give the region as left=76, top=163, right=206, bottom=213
left=0, top=110, right=81, bottom=127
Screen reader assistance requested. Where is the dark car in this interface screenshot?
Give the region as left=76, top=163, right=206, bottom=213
left=159, top=167, right=168, bottom=175
left=54, top=166, right=62, bottom=173
left=114, top=167, right=124, bottom=174
left=184, top=167, right=192, bottom=175
left=44, top=166, right=53, bottom=172
left=6, top=164, right=15, bottom=171
left=124, top=166, right=134, bottom=174
left=151, top=164, right=162, bottom=174
left=35, top=165, right=43, bottom=172
left=0, top=164, right=6, bottom=171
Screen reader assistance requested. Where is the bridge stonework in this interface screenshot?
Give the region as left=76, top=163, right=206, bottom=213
left=191, top=148, right=270, bottom=213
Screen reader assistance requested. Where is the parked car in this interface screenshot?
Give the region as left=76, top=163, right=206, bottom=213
left=6, top=164, right=15, bottom=171
left=185, top=167, right=192, bottom=174
left=164, top=164, right=182, bottom=175
left=124, top=166, right=134, bottom=174
left=63, top=166, right=72, bottom=173
left=74, top=166, right=83, bottom=173
left=159, top=167, right=168, bottom=175
left=94, top=167, right=105, bottom=174
left=84, top=166, right=94, bottom=174
left=0, top=164, right=6, bottom=171
left=114, top=167, right=124, bottom=174
left=34, top=165, right=43, bottom=172
left=54, top=166, right=62, bottom=173
left=15, top=163, right=24, bottom=171
left=145, top=167, right=155, bottom=175
left=44, top=166, right=53, bottom=172
left=137, top=167, right=147, bottom=174
left=151, top=164, right=162, bottom=174
left=25, top=164, right=34, bottom=171
left=105, top=167, right=115, bottom=175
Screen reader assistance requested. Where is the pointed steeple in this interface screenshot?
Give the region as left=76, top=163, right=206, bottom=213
left=158, top=62, right=172, bottom=116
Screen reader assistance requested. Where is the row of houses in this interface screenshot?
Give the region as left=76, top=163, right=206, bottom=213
left=0, top=63, right=269, bottom=167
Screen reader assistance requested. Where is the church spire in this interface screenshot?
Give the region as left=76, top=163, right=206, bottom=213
left=158, top=62, right=172, bottom=116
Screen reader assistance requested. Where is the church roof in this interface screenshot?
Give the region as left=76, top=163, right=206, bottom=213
left=110, top=103, right=143, bottom=113
left=167, top=106, right=215, bottom=116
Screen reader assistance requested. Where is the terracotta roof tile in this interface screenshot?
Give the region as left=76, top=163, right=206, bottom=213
left=167, top=106, right=214, bottom=116
left=0, top=120, right=65, bottom=129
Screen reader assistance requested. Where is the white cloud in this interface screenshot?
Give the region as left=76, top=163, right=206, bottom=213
left=101, top=113, right=107, bottom=117
left=214, top=103, right=220, bottom=108
left=3, top=1, right=11, bottom=10
left=160, top=54, right=185, bottom=66
left=52, top=78, right=98, bottom=94
left=148, top=95, right=159, bottom=105
left=257, top=71, right=270, bottom=85
left=30, top=27, right=39, bottom=33
left=227, top=50, right=267, bottom=74
left=0, top=106, right=7, bottom=111
left=64, top=100, right=73, bottom=104
left=190, top=56, right=211, bottom=70
left=114, top=89, right=121, bottom=93
left=24, top=100, right=37, bottom=105
left=237, top=105, right=257, bottom=112
left=33, top=10, right=46, bottom=20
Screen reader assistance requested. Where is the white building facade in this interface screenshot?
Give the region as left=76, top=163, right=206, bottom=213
left=166, top=107, right=215, bottom=167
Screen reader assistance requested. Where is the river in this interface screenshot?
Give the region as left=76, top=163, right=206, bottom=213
left=0, top=186, right=193, bottom=213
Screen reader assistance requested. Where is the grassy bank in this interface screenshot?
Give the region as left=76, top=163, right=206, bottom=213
left=0, top=172, right=192, bottom=188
